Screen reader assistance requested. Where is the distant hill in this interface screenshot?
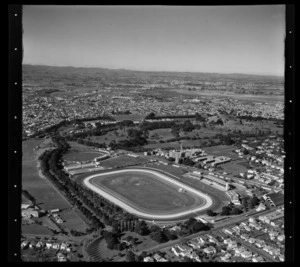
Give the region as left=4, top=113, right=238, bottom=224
left=22, top=64, right=284, bottom=84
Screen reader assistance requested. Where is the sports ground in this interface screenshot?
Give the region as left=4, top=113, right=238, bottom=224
left=83, top=168, right=214, bottom=221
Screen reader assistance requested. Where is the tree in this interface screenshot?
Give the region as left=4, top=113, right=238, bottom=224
left=145, top=112, right=156, bottom=120
left=221, top=206, right=231, bottom=216
left=126, top=250, right=136, bottom=262
left=250, top=196, right=260, bottom=207
left=149, top=225, right=161, bottom=233
left=206, top=210, right=215, bottom=217
left=183, top=120, right=195, bottom=132
left=150, top=231, right=164, bottom=243
left=230, top=207, right=243, bottom=215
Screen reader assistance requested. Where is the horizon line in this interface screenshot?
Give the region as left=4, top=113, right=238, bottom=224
left=22, top=63, right=284, bottom=78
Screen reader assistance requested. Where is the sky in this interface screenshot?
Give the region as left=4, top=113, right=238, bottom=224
left=23, top=5, right=285, bottom=76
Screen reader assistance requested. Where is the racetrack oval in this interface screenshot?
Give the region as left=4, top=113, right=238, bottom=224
left=83, top=168, right=213, bottom=220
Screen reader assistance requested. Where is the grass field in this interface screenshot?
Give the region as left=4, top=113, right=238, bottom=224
left=100, top=155, right=149, bottom=168
left=59, top=209, right=88, bottom=232
left=217, top=160, right=249, bottom=175
left=22, top=139, right=88, bottom=234
left=202, top=145, right=239, bottom=159
left=90, top=170, right=204, bottom=214
left=22, top=139, right=71, bottom=211
left=22, top=223, right=53, bottom=236
left=63, top=151, right=104, bottom=162
left=149, top=128, right=174, bottom=140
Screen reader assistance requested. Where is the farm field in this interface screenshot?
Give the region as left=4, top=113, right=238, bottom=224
left=89, top=170, right=204, bottom=213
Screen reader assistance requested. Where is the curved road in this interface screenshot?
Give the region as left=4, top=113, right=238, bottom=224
left=83, top=168, right=213, bottom=220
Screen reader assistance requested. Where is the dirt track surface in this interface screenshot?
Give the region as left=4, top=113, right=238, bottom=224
left=83, top=169, right=213, bottom=220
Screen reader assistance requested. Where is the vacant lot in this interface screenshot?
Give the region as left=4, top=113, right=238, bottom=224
left=90, top=171, right=203, bottom=214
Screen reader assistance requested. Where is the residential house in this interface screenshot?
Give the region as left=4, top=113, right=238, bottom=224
left=252, top=256, right=264, bottom=262
left=187, top=240, right=201, bottom=249
left=35, top=241, right=44, bottom=249
left=244, top=225, right=251, bottom=232
left=45, top=242, right=52, bottom=249
left=263, top=245, right=273, bottom=253
left=153, top=253, right=162, bottom=262
left=233, top=246, right=245, bottom=257
left=57, top=252, right=67, bottom=262
left=248, top=237, right=256, bottom=244
left=21, top=240, right=29, bottom=249
left=196, top=237, right=206, bottom=245
left=29, top=241, right=36, bottom=249
left=223, top=228, right=233, bottom=235
left=279, top=254, right=284, bottom=262
left=52, top=243, right=60, bottom=250
left=220, top=253, right=231, bottom=262
left=241, top=250, right=252, bottom=259
left=189, top=252, right=201, bottom=262
left=203, top=246, right=216, bottom=255
left=277, top=234, right=285, bottom=242
left=60, top=242, right=68, bottom=250
left=171, top=246, right=182, bottom=257
left=143, top=257, right=154, bottom=262
left=231, top=226, right=240, bottom=234
left=227, top=239, right=238, bottom=250
left=255, top=239, right=266, bottom=248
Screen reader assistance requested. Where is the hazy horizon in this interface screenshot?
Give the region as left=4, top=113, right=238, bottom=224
left=23, top=5, right=285, bottom=77
left=22, top=63, right=284, bottom=78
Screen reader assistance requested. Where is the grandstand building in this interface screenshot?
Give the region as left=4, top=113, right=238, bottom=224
left=202, top=174, right=230, bottom=191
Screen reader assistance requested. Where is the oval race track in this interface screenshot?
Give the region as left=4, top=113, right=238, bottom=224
left=83, top=169, right=213, bottom=220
